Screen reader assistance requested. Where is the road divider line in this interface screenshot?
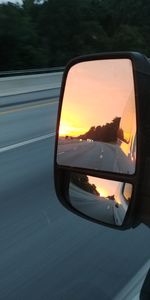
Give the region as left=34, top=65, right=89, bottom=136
left=0, top=100, right=58, bottom=115
left=0, top=133, right=55, bottom=153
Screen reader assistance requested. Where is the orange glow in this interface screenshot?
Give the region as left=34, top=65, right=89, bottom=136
left=59, top=59, right=136, bottom=140
left=115, top=198, right=121, bottom=205
left=96, top=186, right=109, bottom=198
left=88, top=176, right=120, bottom=199
left=88, top=176, right=111, bottom=198
left=119, top=92, right=136, bottom=157
left=59, top=122, right=76, bottom=136
left=59, top=120, right=87, bottom=137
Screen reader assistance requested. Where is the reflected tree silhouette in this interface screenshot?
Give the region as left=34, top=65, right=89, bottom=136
left=78, top=117, right=121, bottom=143
left=71, top=173, right=99, bottom=196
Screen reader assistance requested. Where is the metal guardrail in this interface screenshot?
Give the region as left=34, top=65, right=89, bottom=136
left=0, top=67, right=65, bottom=78
left=1, top=57, right=150, bottom=77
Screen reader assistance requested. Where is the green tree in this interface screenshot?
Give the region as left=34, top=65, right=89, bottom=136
left=1, top=0, right=150, bottom=70
left=0, top=2, right=40, bottom=70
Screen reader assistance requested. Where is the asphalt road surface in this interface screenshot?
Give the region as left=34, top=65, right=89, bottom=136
left=69, top=183, right=115, bottom=225
left=57, top=139, right=134, bottom=174
left=0, top=91, right=150, bottom=300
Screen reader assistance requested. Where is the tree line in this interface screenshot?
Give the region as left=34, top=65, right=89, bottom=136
left=0, top=0, right=150, bottom=71
left=71, top=173, right=116, bottom=200
left=78, top=117, right=121, bottom=143
left=71, top=173, right=99, bottom=196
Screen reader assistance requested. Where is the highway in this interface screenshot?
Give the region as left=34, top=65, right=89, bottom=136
left=0, top=89, right=150, bottom=299
left=57, top=139, right=134, bottom=174
left=70, top=183, right=115, bottom=224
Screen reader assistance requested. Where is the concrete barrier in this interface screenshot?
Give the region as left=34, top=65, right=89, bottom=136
left=0, top=88, right=60, bottom=108
left=0, top=72, right=63, bottom=97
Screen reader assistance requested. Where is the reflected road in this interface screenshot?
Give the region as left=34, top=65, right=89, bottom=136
left=70, top=183, right=115, bottom=224
left=58, top=139, right=134, bottom=173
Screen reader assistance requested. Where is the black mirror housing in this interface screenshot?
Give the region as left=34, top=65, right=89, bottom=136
left=54, top=52, right=150, bottom=230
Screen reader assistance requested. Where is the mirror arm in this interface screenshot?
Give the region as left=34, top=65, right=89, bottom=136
left=136, top=158, right=150, bottom=227
left=140, top=269, right=150, bottom=299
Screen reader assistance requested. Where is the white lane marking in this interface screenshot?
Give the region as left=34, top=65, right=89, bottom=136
left=99, top=146, right=104, bottom=159
left=58, top=152, right=64, bottom=155
left=0, top=99, right=58, bottom=116
left=0, top=133, right=55, bottom=153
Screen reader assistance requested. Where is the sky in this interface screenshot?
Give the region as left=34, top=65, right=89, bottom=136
left=59, top=59, right=136, bottom=137
left=87, top=176, right=132, bottom=203
left=88, top=176, right=121, bottom=198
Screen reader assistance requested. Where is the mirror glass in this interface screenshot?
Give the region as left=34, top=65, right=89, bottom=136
left=57, top=59, right=136, bottom=174
left=69, top=173, right=132, bottom=226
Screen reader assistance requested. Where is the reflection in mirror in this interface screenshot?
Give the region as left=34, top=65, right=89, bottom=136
left=57, top=59, right=136, bottom=175
left=69, top=173, right=133, bottom=226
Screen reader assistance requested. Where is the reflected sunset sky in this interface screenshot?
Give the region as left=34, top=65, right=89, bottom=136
left=88, top=176, right=120, bottom=198
left=59, top=59, right=135, bottom=137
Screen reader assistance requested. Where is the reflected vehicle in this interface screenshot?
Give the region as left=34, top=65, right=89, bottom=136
left=113, top=182, right=132, bottom=225
left=57, top=59, right=137, bottom=175
left=69, top=173, right=132, bottom=226
left=117, top=93, right=137, bottom=172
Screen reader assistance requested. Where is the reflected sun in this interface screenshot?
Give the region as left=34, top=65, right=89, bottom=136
left=96, top=186, right=109, bottom=198
left=59, top=123, right=71, bottom=136
left=59, top=121, right=86, bottom=137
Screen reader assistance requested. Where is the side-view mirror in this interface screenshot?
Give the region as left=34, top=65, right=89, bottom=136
left=54, top=52, right=150, bottom=230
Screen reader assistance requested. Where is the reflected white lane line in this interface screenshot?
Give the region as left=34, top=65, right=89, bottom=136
left=58, top=152, right=64, bottom=155
left=0, top=133, right=55, bottom=153
left=99, top=146, right=104, bottom=159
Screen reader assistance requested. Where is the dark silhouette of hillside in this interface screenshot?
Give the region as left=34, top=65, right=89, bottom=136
left=78, top=117, right=121, bottom=143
